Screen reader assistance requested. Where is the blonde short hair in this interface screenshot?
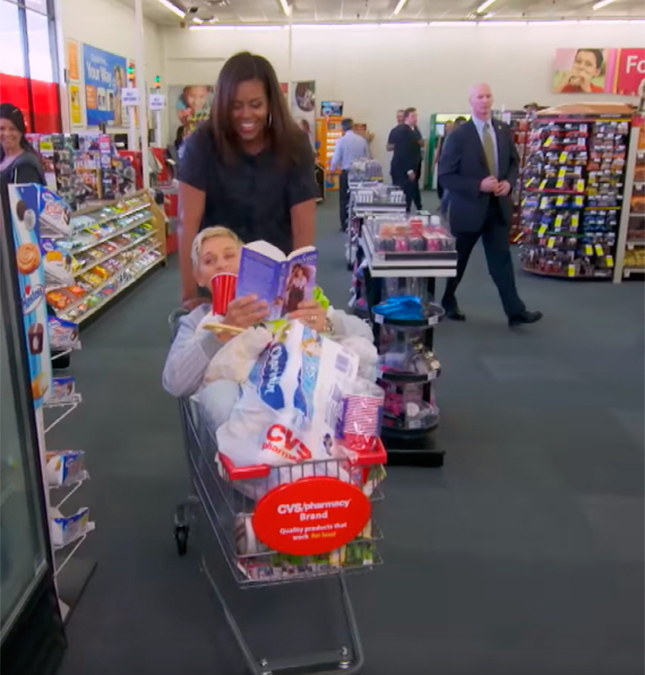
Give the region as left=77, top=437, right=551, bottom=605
left=191, top=226, right=242, bottom=269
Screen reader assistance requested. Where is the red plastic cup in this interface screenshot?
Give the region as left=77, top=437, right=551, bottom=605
left=211, top=273, right=237, bottom=315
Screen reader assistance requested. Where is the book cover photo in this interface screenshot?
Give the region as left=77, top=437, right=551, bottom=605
left=235, top=241, right=318, bottom=321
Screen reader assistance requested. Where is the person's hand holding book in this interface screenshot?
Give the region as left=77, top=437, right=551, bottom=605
left=288, top=299, right=327, bottom=333
left=218, top=295, right=269, bottom=341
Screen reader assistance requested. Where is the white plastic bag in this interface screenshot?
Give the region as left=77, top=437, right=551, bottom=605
left=216, top=321, right=359, bottom=470
left=203, top=325, right=273, bottom=385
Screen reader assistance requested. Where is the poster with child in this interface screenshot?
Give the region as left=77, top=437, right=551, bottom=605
left=169, top=84, right=214, bottom=144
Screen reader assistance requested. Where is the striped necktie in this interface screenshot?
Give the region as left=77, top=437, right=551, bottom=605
left=483, top=122, right=496, bottom=177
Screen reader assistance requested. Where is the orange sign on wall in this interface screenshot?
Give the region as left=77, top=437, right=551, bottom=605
left=85, top=85, right=97, bottom=111
left=67, top=39, right=80, bottom=81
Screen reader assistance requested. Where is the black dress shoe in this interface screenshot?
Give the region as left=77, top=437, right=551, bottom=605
left=508, top=310, right=543, bottom=327
left=443, top=306, right=466, bottom=321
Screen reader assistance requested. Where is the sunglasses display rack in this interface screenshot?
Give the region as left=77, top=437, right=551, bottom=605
left=614, top=120, right=645, bottom=282
left=519, top=111, right=631, bottom=280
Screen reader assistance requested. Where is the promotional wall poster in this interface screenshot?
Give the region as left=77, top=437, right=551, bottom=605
left=291, top=81, right=316, bottom=150
left=67, top=39, right=80, bottom=81
left=82, top=43, right=128, bottom=127
left=553, top=48, right=645, bottom=96
left=69, top=83, right=82, bottom=126
left=168, top=84, right=213, bottom=145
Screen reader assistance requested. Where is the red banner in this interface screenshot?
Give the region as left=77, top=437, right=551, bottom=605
left=615, top=49, right=645, bottom=96
left=0, top=73, right=61, bottom=133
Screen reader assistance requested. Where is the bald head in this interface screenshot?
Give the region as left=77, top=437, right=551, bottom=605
left=469, top=83, right=494, bottom=121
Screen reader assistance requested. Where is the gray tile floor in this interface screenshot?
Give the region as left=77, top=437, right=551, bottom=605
left=54, top=194, right=644, bottom=675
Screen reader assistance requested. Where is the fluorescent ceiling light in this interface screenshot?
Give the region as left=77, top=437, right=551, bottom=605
left=381, top=21, right=428, bottom=27
left=189, top=24, right=284, bottom=30
left=592, top=0, right=618, bottom=9
left=393, top=0, right=409, bottom=16
left=157, top=0, right=185, bottom=18
left=278, top=0, right=292, bottom=16
left=428, top=21, right=476, bottom=26
left=476, top=0, right=498, bottom=13
left=478, top=20, right=522, bottom=26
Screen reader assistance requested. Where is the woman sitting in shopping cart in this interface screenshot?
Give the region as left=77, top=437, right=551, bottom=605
left=162, top=226, right=372, bottom=429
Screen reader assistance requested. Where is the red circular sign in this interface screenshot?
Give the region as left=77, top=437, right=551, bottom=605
left=252, top=477, right=372, bottom=556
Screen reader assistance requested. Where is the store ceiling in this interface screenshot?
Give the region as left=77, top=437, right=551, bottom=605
left=128, top=0, right=645, bottom=25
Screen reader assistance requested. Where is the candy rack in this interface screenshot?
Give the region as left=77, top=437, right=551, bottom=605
left=44, top=189, right=166, bottom=324
left=519, top=107, right=632, bottom=279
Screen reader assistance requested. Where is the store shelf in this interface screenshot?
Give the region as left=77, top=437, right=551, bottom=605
left=63, top=255, right=163, bottom=324
left=70, top=213, right=152, bottom=259
left=623, top=267, right=645, bottom=277
left=525, top=188, right=586, bottom=195
left=73, top=230, right=156, bottom=277
left=361, top=229, right=457, bottom=278
left=53, top=241, right=160, bottom=316
left=522, top=265, right=612, bottom=279
left=520, top=111, right=629, bottom=280
left=379, top=368, right=440, bottom=384
left=71, top=201, right=149, bottom=231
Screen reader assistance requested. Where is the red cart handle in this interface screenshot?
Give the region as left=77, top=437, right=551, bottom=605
left=218, top=439, right=388, bottom=482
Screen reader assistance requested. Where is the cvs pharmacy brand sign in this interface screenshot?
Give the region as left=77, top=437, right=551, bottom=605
left=252, top=477, right=372, bottom=556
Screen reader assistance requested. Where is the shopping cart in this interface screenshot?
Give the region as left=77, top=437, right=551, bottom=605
left=169, top=309, right=386, bottom=675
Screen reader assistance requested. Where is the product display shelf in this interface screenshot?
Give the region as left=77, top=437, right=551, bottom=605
left=352, top=218, right=456, bottom=466
left=345, top=180, right=405, bottom=271
left=497, top=111, right=531, bottom=243
left=55, top=242, right=162, bottom=320
left=60, top=253, right=164, bottom=324
left=316, top=115, right=343, bottom=191
left=360, top=226, right=457, bottom=278
left=46, top=190, right=166, bottom=324
left=43, top=396, right=97, bottom=624
left=519, top=106, right=632, bottom=280
left=28, top=132, right=139, bottom=210
left=71, top=228, right=157, bottom=278
left=614, top=121, right=645, bottom=282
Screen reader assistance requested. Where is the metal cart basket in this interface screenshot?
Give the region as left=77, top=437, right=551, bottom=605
left=169, top=310, right=387, bottom=675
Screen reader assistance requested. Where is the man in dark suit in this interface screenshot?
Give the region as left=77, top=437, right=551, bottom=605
left=438, top=83, right=542, bottom=327
left=388, top=107, right=422, bottom=212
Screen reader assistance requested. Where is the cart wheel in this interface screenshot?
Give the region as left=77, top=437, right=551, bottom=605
left=175, top=525, right=189, bottom=556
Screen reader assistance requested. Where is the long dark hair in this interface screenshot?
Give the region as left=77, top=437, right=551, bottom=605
left=210, top=52, right=306, bottom=167
left=0, top=103, right=37, bottom=160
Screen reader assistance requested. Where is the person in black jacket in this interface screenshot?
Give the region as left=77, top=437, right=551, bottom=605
left=388, top=107, right=422, bottom=212
left=438, top=84, right=541, bottom=327
left=0, top=104, right=46, bottom=185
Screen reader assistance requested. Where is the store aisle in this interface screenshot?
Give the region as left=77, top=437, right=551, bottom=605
left=55, top=195, right=644, bottom=675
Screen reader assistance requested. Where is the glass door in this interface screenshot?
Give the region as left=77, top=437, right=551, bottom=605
left=0, top=318, right=49, bottom=640
left=0, top=180, right=61, bottom=662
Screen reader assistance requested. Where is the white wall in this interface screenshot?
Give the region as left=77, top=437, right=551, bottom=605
left=160, top=21, right=643, bottom=168
left=58, top=0, right=164, bottom=134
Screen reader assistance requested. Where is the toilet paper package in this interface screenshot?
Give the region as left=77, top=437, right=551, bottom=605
left=216, top=321, right=359, bottom=471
